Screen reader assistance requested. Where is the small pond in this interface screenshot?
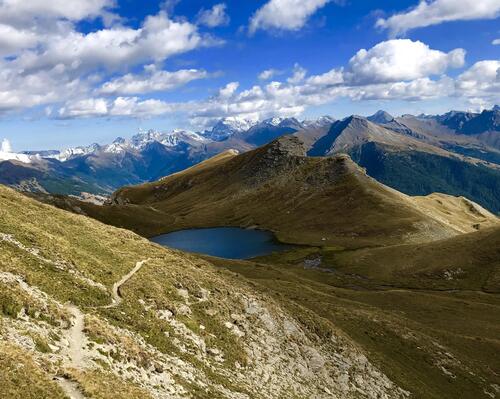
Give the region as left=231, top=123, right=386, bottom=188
left=150, top=227, right=292, bottom=259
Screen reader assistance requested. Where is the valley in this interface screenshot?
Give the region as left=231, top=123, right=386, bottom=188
left=0, top=184, right=413, bottom=399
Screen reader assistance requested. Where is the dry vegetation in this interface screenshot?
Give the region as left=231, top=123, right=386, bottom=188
left=0, top=184, right=408, bottom=398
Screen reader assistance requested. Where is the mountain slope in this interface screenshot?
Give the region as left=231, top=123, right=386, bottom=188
left=54, top=136, right=499, bottom=248
left=331, top=225, right=500, bottom=292
left=306, top=116, right=500, bottom=213
left=0, top=184, right=409, bottom=398
left=212, top=226, right=500, bottom=399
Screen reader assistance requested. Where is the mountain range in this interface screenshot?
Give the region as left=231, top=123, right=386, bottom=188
left=1, top=106, right=499, bottom=212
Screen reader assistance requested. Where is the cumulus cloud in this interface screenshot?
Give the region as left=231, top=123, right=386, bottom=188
left=58, top=96, right=177, bottom=119
left=345, top=39, right=465, bottom=85
left=347, top=77, right=454, bottom=101
left=0, top=24, right=38, bottom=56
left=287, top=64, right=307, bottom=84
left=1, top=138, right=12, bottom=153
left=258, top=69, right=282, bottom=80
left=306, top=68, right=344, bottom=86
left=0, top=64, right=94, bottom=113
left=0, top=5, right=220, bottom=115
left=58, top=98, right=109, bottom=119
left=0, top=0, right=114, bottom=25
left=249, top=0, right=330, bottom=34
left=377, top=0, right=500, bottom=36
left=455, top=60, right=500, bottom=101
left=218, top=82, right=240, bottom=98
left=54, top=39, right=478, bottom=123
left=196, top=3, right=230, bottom=27
left=100, top=66, right=208, bottom=95
left=493, top=38, right=500, bottom=45
left=109, top=97, right=175, bottom=117
left=16, top=11, right=215, bottom=74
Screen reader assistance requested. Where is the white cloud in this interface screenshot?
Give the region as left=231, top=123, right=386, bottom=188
left=185, top=41, right=469, bottom=124
left=0, top=0, right=114, bottom=25
left=492, top=38, right=500, bottom=45
left=109, top=97, right=175, bottom=117
left=287, top=64, right=307, bottom=84
left=0, top=6, right=221, bottom=115
left=196, top=3, right=230, bottom=27
left=218, top=82, right=240, bottom=98
left=1, top=138, right=12, bottom=153
left=377, top=0, right=500, bottom=36
left=17, top=11, right=214, bottom=74
left=58, top=96, right=177, bottom=119
left=54, top=39, right=472, bottom=123
left=0, top=24, right=38, bottom=56
left=306, top=68, right=344, bottom=86
left=0, top=64, right=93, bottom=113
left=345, top=39, right=465, bottom=85
left=58, top=98, right=109, bottom=119
left=259, top=69, right=282, bottom=80
left=249, top=0, right=330, bottom=34
left=100, top=66, right=208, bottom=95
left=455, top=60, right=500, bottom=101
left=347, top=77, right=454, bottom=101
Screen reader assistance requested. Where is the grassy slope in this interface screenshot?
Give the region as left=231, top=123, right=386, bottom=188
left=46, top=137, right=498, bottom=248
left=209, top=227, right=500, bottom=399
left=0, top=184, right=410, bottom=399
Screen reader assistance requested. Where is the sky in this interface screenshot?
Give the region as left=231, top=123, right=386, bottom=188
left=0, top=0, right=499, bottom=150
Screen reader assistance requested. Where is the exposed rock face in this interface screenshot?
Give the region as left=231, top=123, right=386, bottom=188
left=367, top=110, right=394, bottom=124
left=240, top=135, right=308, bottom=183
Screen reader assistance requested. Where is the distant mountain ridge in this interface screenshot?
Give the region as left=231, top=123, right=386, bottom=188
left=0, top=117, right=312, bottom=196
left=305, top=108, right=500, bottom=213
left=1, top=106, right=499, bottom=212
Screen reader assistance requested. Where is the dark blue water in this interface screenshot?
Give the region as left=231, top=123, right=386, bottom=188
left=150, top=227, right=292, bottom=259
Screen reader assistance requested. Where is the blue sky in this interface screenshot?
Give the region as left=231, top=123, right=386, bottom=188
left=0, top=0, right=499, bottom=150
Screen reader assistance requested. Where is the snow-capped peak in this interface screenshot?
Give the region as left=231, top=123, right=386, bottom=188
left=269, top=117, right=284, bottom=126
left=302, top=116, right=335, bottom=128
left=104, top=138, right=129, bottom=154
left=130, top=129, right=164, bottom=148
left=204, top=117, right=257, bottom=141
left=258, top=117, right=303, bottom=129
left=129, top=128, right=207, bottom=149
left=166, top=129, right=207, bottom=145
left=57, top=143, right=101, bottom=161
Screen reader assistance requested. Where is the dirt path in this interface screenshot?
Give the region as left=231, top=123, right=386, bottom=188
left=55, top=259, right=150, bottom=398
left=65, top=305, right=86, bottom=367
left=56, top=304, right=87, bottom=398
left=55, top=377, right=86, bottom=399
left=103, top=259, right=150, bottom=309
